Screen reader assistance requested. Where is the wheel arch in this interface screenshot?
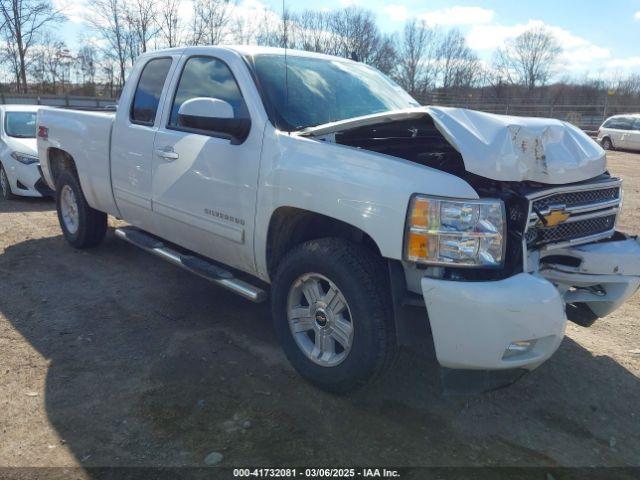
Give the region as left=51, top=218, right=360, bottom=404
left=265, top=206, right=384, bottom=280
left=601, top=136, right=614, bottom=149
left=47, top=147, right=79, bottom=185
left=45, top=146, right=120, bottom=217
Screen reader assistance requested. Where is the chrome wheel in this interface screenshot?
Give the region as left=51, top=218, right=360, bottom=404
left=287, top=273, right=354, bottom=367
left=0, top=167, right=8, bottom=198
left=60, top=184, right=79, bottom=234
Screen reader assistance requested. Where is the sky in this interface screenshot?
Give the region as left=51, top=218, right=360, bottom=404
left=54, top=0, right=640, bottom=80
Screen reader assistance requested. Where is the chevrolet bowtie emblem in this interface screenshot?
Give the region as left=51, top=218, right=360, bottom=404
left=540, top=208, right=571, bottom=227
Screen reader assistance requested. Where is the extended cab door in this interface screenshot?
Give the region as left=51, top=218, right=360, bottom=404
left=151, top=53, right=264, bottom=274
left=111, top=55, right=179, bottom=231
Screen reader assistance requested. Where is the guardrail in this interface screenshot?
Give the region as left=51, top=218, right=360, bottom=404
left=0, top=93, right=117, bottom=109
left=419, top=96, right=640, bottom=130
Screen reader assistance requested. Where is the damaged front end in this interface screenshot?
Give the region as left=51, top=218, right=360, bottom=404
left=300, top=107, right=639, bottom=327
left=301, top=106, right=640, bottom=390
left=522, top=179, right=640, bottom=327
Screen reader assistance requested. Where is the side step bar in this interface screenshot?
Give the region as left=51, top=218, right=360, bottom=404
left=114, top=226, right=267, bottom=303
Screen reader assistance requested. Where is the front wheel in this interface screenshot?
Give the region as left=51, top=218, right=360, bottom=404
left=271, top=238, right=397, bottom=393
left=602, top=137, right=614, bottom=151
left=55, top=171, right=107, bottom=248
left=0, top=164, right=16, bottom=200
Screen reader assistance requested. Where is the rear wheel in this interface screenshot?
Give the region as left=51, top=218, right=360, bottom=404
left=0, top=164, right=15, bottom=200
left=602, top=137, right=614, bottom=150
left=271, top=238, right=396, bottom=394
left=55, top=170, right=107, bottom=248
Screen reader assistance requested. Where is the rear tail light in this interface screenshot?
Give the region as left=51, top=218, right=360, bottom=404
left=37, top=126, right=48, bottom=139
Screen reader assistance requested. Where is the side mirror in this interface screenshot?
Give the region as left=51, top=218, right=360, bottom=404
left=177, top=97, right=250, bottom=144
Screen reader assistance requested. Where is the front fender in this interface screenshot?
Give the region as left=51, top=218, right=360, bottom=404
left=253, top=128, right=479, bottom=279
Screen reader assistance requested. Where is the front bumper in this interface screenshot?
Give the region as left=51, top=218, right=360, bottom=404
left=420, top=235, right=640, bottom=371
left=1, top=156, right=50, bottom=197
left=422, top=273, right=566, bottom=370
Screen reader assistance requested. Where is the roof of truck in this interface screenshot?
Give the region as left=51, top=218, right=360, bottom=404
left=149, top=45, right=358, bottom=63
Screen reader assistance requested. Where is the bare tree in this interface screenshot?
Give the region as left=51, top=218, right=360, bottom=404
left=293, top=9, right=340, bottom=55
left=191, top=0, right=234, bottom=45
left=437, top=29, right=481, bottom=89
left=229, top=14, right=258, bottom=45
left=288, top=7, right=396, bottom=73
left=158, top=0, right=182, bottom=47
left=29, top=33, right=74, bottom=93
left=124, top=0, right=159, bottom=53
left=0, top=0, right=64, bottom=92
left=76, top=44, right=97, bottom=87
left=101, top=59, right=116, bottom=97
left=369, top=33, right=397, bottom=76
left=331, top=7, right=381, bottom=63
left=494, top=26, right=562, bottom=90
left=86, top=0, right=128, bottom=87
left=255, top=7, right=288, bottom=48
left=395, top=19, right=439, bottom=97
left=615, top=74, right=640, bottom=97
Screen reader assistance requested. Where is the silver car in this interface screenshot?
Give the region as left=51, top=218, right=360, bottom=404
left=597, top=114, right=640, bottom=151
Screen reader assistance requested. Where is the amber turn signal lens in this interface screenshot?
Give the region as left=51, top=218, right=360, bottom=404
left=407, top=231, right=428, bottom=261
left=410, top=197, right=430, bottom=229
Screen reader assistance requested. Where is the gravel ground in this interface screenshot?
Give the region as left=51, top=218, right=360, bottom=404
left=0, top=151, right=639, bottom=474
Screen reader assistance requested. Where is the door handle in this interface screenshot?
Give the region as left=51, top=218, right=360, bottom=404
left=155, top=147, right=179, bottom=161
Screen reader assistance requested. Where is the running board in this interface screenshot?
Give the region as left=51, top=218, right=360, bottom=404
left=114, top=226, right=267, bottom=303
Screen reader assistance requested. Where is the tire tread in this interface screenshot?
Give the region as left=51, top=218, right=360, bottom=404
left=55, top=170, right=107, bottom=248
left=272, top=237, right=397, bottom=393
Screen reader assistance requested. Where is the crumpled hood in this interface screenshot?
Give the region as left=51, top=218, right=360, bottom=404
left=301, top=106, right=606, bottom=184
left=427, top=106, right=606, bottom=184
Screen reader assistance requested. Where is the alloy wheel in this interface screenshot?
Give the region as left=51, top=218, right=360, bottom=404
left=286, top=273, right=354, bottom=367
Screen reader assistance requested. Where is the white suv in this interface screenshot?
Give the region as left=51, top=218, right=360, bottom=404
left=597, top=114, right=640, bottom=151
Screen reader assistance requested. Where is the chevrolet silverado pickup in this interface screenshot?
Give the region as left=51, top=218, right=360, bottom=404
left=36, top=46, right=640, bottom=393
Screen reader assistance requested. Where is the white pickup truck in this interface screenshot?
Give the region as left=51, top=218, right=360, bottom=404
left=37, top=46, right=640, bottom=393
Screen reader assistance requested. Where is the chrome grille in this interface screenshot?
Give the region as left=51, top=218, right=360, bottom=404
left=525, top=179, right=622, bottom=249
left=533, top=215, right=616, bottom=244
left=532, top=187, right=620, bottom=212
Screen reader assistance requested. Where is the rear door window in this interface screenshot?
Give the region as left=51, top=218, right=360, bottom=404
left=130, top=57, right=173, bottom=126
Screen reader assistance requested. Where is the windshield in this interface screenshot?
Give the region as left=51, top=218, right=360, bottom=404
left=5, top=111, right=37, bottom=138
left=249, top=54, right=420, bottom=131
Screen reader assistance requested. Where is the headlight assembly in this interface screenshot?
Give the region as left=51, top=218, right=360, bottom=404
left=405, top=195, right=506, bottom=268
left=11, top=152, right=39, bottom=165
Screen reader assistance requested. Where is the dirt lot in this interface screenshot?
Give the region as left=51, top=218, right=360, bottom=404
left=1, top=151, right=639, bottom=475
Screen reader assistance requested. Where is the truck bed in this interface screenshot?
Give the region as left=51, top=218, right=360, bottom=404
left=37, top=107, right=120, bottom=217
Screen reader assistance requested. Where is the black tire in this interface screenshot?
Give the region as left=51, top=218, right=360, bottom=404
left=0, top=163, right=16, bottom=200
left=602, top=137, right=614, bottom=151
left=55, top=170, right=107, bottom=248
left=271, top=238, right=397, bottom=394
